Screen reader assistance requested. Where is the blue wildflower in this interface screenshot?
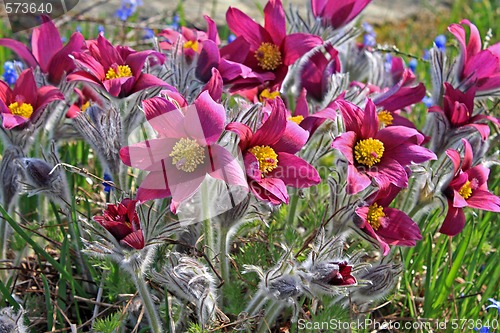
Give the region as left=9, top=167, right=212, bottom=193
left=171, top=13, right=180, bottom=30
left=362, top=22, right=375, bottom=35
left=434, top=34, right=446, bottom=51
left=408, top=58, right=417, bottom=72
left=76, top=25, right=82, bottom=33
left=384, top=53, right=392, bottom=73
left=227, top=34, right=236, bottom=43
left=486, top=298, right=500, bottom=315
left=144, top=28, right=155, bottom=40
left=98, top=25, right=105, bottom=35
left=474, top=327, right=491, bottom=333
left=102, top=172, right=114, bottom=193
left=363, top=34, right=376, bottom=47
left=422, top=96, right=434, bottom=108
left=115, top=0, right=142, bottom=21
left=423, top=49, right=430, bottom=61
left=2, top=61, right=24, bottom=85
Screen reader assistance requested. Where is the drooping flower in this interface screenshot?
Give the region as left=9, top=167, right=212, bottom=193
left=429, top=83, right=500, bottom=140
left=440, top=139, right=500, bottom=236
left=120, top=91, right=248, bottom=213
left=221, top=0, right=323, bottom=89
left=448, top=19, right=500, bottom=93
left=0, top=16, right=85, bottom=84
left=309, top=260, right=357, bottom=287
left=331, top=99, right=436, bottom=194
left=0, top=69, right=64, bottom=129
left=93, top=198, right=144, bottom=249
left=311, top=0, right=373, bottom=30
left=227, top=97, right=321, bottom=205
left=68, top=35, right=171, bottom=98
left=355, top=184, right=422, bottom=255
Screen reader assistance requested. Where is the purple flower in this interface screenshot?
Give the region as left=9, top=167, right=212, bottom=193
left=120, top=91, right=248, bottom=213
left=311, top=0, right=373, bottom=29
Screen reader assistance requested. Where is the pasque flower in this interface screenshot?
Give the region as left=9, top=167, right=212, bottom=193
left=331, top=99, right=436, bottom=194
left=0, top=16, right=85, bottom=84
left=221, top=0, right=322, bottom=89
left=93, top=198, right=144, bottom=250
left=311, top=0, right=373, bottom=29
left=0, top=69, right=64, bottom=129
left=355, top=184, right=422, bottom=255
left=68, top=35, right=171, bottom=98
left=448, top=19, right=500, bottom=93
left=440, top=139, right=500, bottom=236
left=429, top=83, right=500, bottom=140
left=120, top=91, right=247, bottom=213
left=227, top=97, right=321, bottom=204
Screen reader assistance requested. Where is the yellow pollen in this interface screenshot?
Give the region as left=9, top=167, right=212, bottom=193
left=288, top=115, right=304, bottom=125
left=81, top=101, right=90, bottom=113
left=458, top=180, right=473, bottom=199
left=8, top=102, right=34, bottom=119
left=248, top=145, right=278, bottom=175
left=169, top=138, right=205, bottom=172
left=255, top=42, right=282, bottom=71
left=105, top=65, right=133, bottom=80
left=184, top=40, right=199, bottom=52
left=354, top=138, right=385, bottom=167
left=378, top=111, right=393, bottom=126
left=260, top=89, right=280, bottom=101
left=367, top=203, right=385, bottom=230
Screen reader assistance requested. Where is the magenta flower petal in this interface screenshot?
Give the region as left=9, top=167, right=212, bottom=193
left=207, top=144, right=248, bottom=188
left=375, top=126, right=425, bottom=150
left=126, top=50, right=165, bottom=78
left=186, top=91, right=225, bottom=146
left=466, top=190, right=500, bottom=211
left=250, top=99, right=287, bottom=146
left=142, top=97, right=187, bottom=138
left=226, top=122, right=254, bottom=150
left=253, top=177, right=289, bottom=204
left=226, top=7, right=268, bottom=49
left=133, top=73, right=172, bottom=94
left=121, top=230, right=145, bottom=250
left=377, top=208, right=422, bottom=246
left=13, top=69, right=37, bottom=104
left=268, top=152, right=320, bottom=188
left=244, top=152, right=262, bottom=180
left=271, top=121, right=309, bottom=154
left=196, top=40, right=221, bottom=82
left=367, top=156, right=408, bottom=188
left=331, top=131, right=356, bottom=165
left=120, top=138, right=176, bottom=171
left=201, top=67, right=223, bottom=102
left=347, top=164, right=371, bottom=194
left=452, top=189, right=468, bottom=208
left=2, top=114, right=27, bottom=129
left=47, top=32, right=85, bottom=83
left=168, top=168, right=206, bottom=211
left=282, top=33, right=323, bottom=66
left=446, top=149, right=462, bottom=175
left=264, top=0, right=286, bottom=45
left=103, top=76, right=135, bottom=97
left=71, top=52, right=106, bottom=79
left=384, top=142, right=437, bottom=165
left=136, top=171, right=172, bottom=203
left=461, top=138, right=474, bottom=171
left=439, top=202, right=466, bottom=236
left=35, top=86, right=65, bottom=113
left=0, top=38, right=38, bottom=68
left=31, top=17, right=63, bottom=73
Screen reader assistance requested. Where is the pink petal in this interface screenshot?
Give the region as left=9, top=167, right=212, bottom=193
left=251, top=177, right=289, bottom=204
left=196, top=40, right=221, bottom=82
left=71, top=52, right=106, bottom=79
left=347, top=164, right=371, bottom=194
left=133, top=73, right=172, bottom=94
left=204, top=15, right=220, bottom=44
left=186, top=91, right=225, bottom=146
left=35, top=86, right=64, bottom=113
left=461, top=138, right=474, bottom=171
left=271, top=120, right=308, bottom=154
left=31, top=17, right=63, bottom=73
left=250, top=98, right=287, bottom=147
left=264, top=0, right=286, bottom=45
left=331, top=131, right=356, bottom=165
left=120, top=138, right=176, bottom=171
left=226, top=7, right=267, bottom=49
left=207, top=144, right=248, bottom=188
left=136, top=170, right=172, bottom=203
left=467, top=190, right=500, bottom=212
left=103, top=76, right=134, bottom=97
left=439, top=202, right=466, bottom=236
left=142, top=97, right=187, bottom=138
left=378, top=207, right=422, bottom=246
left=267, top=152, right=320, bottom=188
left=0, top=38, right=38, bottom=69
left=13, top=69, right=37, bottom=105
left=367, top=157, right=408, bottom=189
left=226, top=122, right=254, bottom=151
left=201, top=68, right=223, bottom=102
left=121, top=230, right=145, bottom=250
left=47, top=32, right=85, bottom=84
left=446, top=148, right=462, bottom=175
left=282, top=33, right=323, bottom=66
left=1, top=113, right=28, bottom=129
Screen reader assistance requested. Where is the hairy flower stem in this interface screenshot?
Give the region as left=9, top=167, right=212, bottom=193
left=132, top=273, right=163, bottom=333
left=258, top=300, right=285, bottom=333
left=201, top=181, right=215, bottom=260
left=219, top=225, right=230, bottom=285
left=244, top=290, right=267, bottom=315
left=287, top=189, right=300, bottom=227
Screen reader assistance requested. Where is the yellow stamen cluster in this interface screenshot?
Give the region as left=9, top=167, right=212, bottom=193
left=288, top=115, right=304, bottom=125
left=169, top=138, right=205, bottom=173
left=259, top=89, right=280, bottom=101
left=81, top=101, right=91, bottom=113
left=354, top=138, right=385, bottom=167
left=249, top=145, right=278, bottom=175
left=8, top=102, right=34, bottom=119
left=255, top=42, right=282, bottom=71
left=367, top=203, right=385, bottom=230
left=184, top=40, right=199, bottom=52
left=105, top=65, right=133, bottom=80
left=458, top=180, right=473, bottom=199
left=378, top=111, right=393, bottom=126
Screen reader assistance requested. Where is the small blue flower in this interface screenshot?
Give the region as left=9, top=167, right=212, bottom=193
left=98, top=25, right=105, bottom=35
left=384, top=53, right=393, bottom=73
left=474, top=327, right=491, bottom=333
left=102, top=172, right=114, bottom=193
left=144, top=28, right=155, bottom=40
left=434, top=34, right=447, bottom=51
left=363, top=34, right=376, bottom=47
left=76, top=25, right=82, bottom=33
left=408, top=58, right=417, bottom=72
left=227, top=34, right=237, bottom=43
left=422, top=96, right=434, bottom=108
left=423, top=49, right=430, bottom=61
left=362, top=22, right=375, bottom=36
left=2, top=61, right=24, bottom=85
left=171, top=13, right=180, bottom=30
left=115, top=0, right=142, bottom=21
left=486, top=298, right=500, bottom=315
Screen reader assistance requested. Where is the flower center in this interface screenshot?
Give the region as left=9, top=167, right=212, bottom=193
left=8, top=102, right=33, bottom=119
left=458, top=180, right=475, bottom=199
left=81, top=101, right=90, bottom=112
left=354, top=138, right=385, bottom=167
left=248, top=145, right=278, bottom=175
left=378, top=111, right=393, bottom=126
left=184, top=40, right=199, bottom=52
left=288, top=115, right=304, bottom=125
left=259, top=89, right=280, bottom=101
left=105, top=65, right=133, bottom=80
left=169, top=138, right=205, bottom=173
left=255, top=42, right=282, bottom=71
left=367, top=203, right=385, bottom=230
